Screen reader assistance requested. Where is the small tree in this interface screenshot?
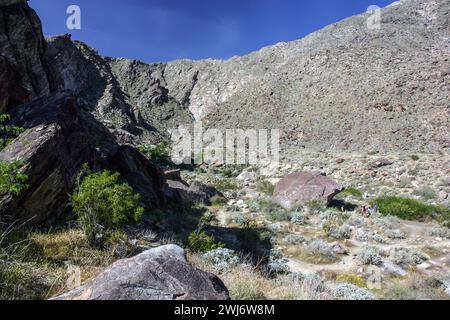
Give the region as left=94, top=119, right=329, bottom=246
left=71, top=170, right=144, bottom=246
left=0, top=161, right=28, bottom=197
left=0, top=114, right=24, bottom=151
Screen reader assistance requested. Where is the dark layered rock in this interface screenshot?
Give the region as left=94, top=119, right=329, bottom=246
left=51, top=245, right=230, bottom=300
left=273, top=171, right=344, bottom=209
left=165, top=180, right=222, bottom=205
left=0, top=0, right=51, bottom=113
left=0, top=93, right=165, bottom=224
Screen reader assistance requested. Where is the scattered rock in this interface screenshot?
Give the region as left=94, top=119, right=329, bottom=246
left=438, top=190, right=448, bottom=201
left=368, top=158, right=394, bottom=170
left=52, top=245, right=230, bottom=300
left=382, top=261, right=407, bottom=277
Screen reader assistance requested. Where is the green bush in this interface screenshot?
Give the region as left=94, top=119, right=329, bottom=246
left=0, top=161, right=28, bottom=197
left=0, top=114, right=25, bottom=151
left=71, top=170, right=144, bottom=246
left=187, top=231, right=223, bottom=253
left=410, top=155, right=420, bottom=161
left=371, top=196, right=450, bottom=222
left=256, top=180, right=275, bottom=195
left=214, top=179, right=239, bottom=192
left=139, top=142, right=172, bottom=165
left=338, top=187, right=363, bottom=198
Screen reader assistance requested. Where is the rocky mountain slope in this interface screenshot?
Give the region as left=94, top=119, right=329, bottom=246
left=6, top=0, right=446, bottom=157
left=168, top=0, right=449, bottom=154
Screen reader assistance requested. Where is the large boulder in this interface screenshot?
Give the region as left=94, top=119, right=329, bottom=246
left=52, top=245, right=230, bottom=300
left=273, top=171, right=344, bottom=209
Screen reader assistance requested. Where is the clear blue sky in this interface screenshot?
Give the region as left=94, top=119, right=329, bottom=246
left=29, top=0, right=394, bottom=63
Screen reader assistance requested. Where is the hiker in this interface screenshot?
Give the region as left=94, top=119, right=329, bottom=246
left=361, top=205, right=370, bottom=218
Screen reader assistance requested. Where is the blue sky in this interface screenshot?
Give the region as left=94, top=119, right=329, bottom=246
left=29, top=0, right=394, bottom=63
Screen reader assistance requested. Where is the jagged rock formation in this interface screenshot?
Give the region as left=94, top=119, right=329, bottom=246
left=52, top=245, right=230, bottom=300
left=0, top=1, right=165, bottom=224
left=0, top=0, right=51, bottom=112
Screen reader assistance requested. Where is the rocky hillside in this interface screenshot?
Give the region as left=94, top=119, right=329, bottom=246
left=110, top=0, right=448, bottom=154
left=5, top=0, right=445, bottom=157
left=164, top=0, right=449, bottom=154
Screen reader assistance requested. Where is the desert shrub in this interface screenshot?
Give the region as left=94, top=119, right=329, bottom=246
left=0, top=114, right=25, bottom=151
left=0, top=161, right=28, bottom=197
left=71, top=170, right=144, bottom=246
left=332, top=283, right=374, bottom=300
left=267, top=249, right=290, bottom=275
left=410, top=155, right=420, bottom=161
left=371, top=196, right=450, bottom=222
left=429, top=228, right=450, bottom=239
left=305, top=240, right=338, bottom=263
left=338, top=187, right=363, bottom=198
left=336, top=274, right=367, bottom=288
left=357, top=246, right=383, bottom=266
left=138, top=142, right=171, bottom=166
left=200, top=211, right=217, bottom=225
left=385, top=229, right=406, bottom=240
left=256, top=180, right=275, bottom=195
left=202, top=248, right=240, bottom=272
left=284, top=234, right=306, bottom=244
left=187, top=231, right=223, bottom=253
left=355, top=229, right=386, bottom=244
left=299, top=273, right=330, bottom=299
left=259, top=201, right=291, bottom=222
left=389, top=248, right=429, bottom=268
left=214, top=178, right=240, bottom=192
left=290, top=212, right=309, bottom=225
left=305, top=199, right=327, bottom=214
left=210, top=195, right=227, bottom=207
left=322, top=221, right=351, bottom=240
left=414, top=187, right=437, bottom=201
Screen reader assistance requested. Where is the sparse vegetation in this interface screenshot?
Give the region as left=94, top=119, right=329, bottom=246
left=0, top=114, right=25, bottom=151
left=187, top=231, right=224, bottom=253
left=138, top=142, right=172, bottom=166
left=338, top=187, right=363, bottom=198
left=256, top=180, right=275, bottom=195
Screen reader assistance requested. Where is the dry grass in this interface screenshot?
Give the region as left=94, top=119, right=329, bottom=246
left=188, top=252, right=325, bottom=300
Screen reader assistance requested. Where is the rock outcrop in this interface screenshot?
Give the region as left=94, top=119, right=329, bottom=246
left=0, top=0, right=51, bottom=113
left=0, top=92, right=165, bottom=224
left=273, top=171, right=344, bottom=209
left=52, top=245, right=230, bottom=300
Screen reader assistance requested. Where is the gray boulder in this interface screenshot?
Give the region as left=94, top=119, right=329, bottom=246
left=273, top=171, right=344, bottom=209
left=52, top=245, right=230, bottom=300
